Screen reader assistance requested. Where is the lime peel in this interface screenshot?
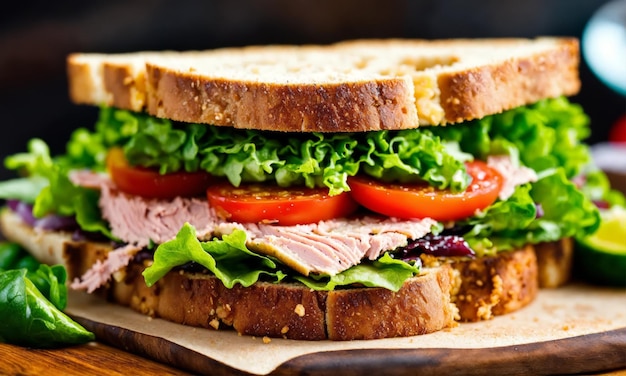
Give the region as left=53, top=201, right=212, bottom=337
left=578, top=205, right=626, bottom=255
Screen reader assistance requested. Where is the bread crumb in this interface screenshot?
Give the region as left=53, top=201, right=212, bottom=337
left=294, top=304, right=305, bottom=317
left=112, top=270, right=125, bottom=282
left=281, top=326, right=289, bottom=334
left=562, top=325, right=570, bottom=331
left=216, top=304, right=232, bottom=319
left=262, top=336, right=271, bottom=344
left=209, top=319, right=220, bottom=330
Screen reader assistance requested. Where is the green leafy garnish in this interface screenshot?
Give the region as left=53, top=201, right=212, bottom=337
left=0, top=139, right=111, bottom=237
left=295, top=253, right=421, bottom=292
left=431, top=97, right=601, bottom=252
left=57, top=107, right=472, bottom=196
left=0, top=242, right=94, bottom=348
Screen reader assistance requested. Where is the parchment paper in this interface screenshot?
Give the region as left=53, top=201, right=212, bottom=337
left=65, top=284, right=626, bottom=375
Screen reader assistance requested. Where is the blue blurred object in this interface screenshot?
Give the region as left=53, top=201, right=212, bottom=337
left=582, top=0, right=626, bottom=96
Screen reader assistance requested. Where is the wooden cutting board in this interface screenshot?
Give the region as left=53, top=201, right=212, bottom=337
left=64, top=284, right=626, bottom=376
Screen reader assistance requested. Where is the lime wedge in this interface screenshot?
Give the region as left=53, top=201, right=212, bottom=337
left=574, top=205, right=626, bottom=286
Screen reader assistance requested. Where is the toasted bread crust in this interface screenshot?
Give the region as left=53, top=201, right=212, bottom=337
left=0, top=208, right=112, bottom=281
left=111, top=263, right=457, bottom=341
left=67, top=38, right=580, bottom=130
left=146, top=71, right=418, bottom=132
left=420, top=245, right=539, bottom=322
left=450, top=246, right=538, bottom=322
left=535, top=237, right=574, bottom=288
left=438, top=40, right=580, bottom=123
left=325, top=267, right=458, bottom=340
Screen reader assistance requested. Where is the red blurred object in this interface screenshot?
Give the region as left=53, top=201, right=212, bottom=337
left=609, top=114, right=626, bottom=143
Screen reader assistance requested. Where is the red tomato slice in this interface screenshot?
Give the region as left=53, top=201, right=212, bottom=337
left=106, top=147, right=214, bottom=199
left=206, top=183, right=359, bottom=226
left=347, top=161, right=503, bottom=221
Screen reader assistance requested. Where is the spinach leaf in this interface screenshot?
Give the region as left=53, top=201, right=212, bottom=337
left=0, top=268, right=94, bottom=348
left=0, top=242, right=23, bottom=270
left=26, top=264, right=68, bottom=310
left=0, top=242, right=93, bottom=347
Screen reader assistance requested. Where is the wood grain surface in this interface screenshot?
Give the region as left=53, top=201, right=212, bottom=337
left=0, top=342, right=191, bottom=376
left=1, top=332, right=625, bottom=376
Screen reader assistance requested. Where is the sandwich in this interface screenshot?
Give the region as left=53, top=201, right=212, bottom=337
left=0, top=37, right=610, bottom=341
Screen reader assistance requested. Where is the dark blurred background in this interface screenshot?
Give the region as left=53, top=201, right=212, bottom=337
left=0, top=0, right=624, bottom=180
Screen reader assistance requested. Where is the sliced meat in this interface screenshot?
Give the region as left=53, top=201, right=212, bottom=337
left=70, top=244, right=141, bottom=293
left=317, top=216, right=436, bottom=260
left=99, top=184, right=215, bottom=247
left=245, top=216, right=437, bottom=276
left=487, top=155, right=538, bottom=200
left=250, top=234, right=342, bottom=276
left=248, top=225, right=358, bottom=276
left=69, top=169, right=112, bottom=189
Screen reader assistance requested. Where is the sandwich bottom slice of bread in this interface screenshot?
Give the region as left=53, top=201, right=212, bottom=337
left=0, top=209, right=571, bottom=340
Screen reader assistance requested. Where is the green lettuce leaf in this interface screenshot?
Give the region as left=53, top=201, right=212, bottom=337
left=57, top=107, right=136, bottom=170
left=294, top=253, right=421, bottom=292
left=431, top=97, right=592, bottom=178
left=1, top=139, right=112, bottom=237
left=0, top=177, right=48, bottom=204
left=579, top=169, right=626, bottom=207
left=463, top=169, right=601, bottom=254
left=66, top=108, right=471, bottom=195
left=430, top=97, right=600, bottom=252
left=143, top=223, right=286, bottom=288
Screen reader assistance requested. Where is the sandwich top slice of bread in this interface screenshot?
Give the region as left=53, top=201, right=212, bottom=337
left=67, top=37, right=580, bottom=131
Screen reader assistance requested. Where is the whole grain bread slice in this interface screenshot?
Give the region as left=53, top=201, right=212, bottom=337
left=67, top=37, right=580, bottom=131
left=421, top=246, right=538, bottom=322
